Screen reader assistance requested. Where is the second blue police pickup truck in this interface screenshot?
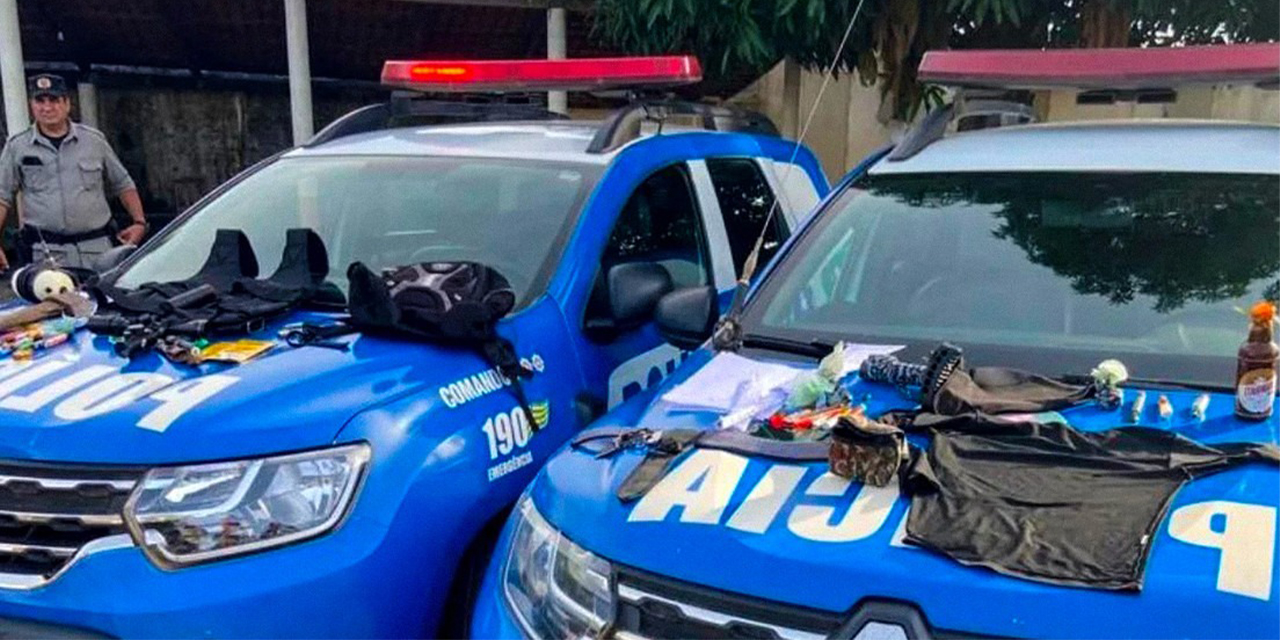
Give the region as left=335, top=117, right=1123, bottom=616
left=0, top=57, right=826, bottom=638
left=472, top=45, right=1280, bottom=640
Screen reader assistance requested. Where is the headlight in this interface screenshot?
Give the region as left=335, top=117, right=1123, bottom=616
left=125, top=443, right=370, bottom=567
left=503, top=496, right=614, bottom=639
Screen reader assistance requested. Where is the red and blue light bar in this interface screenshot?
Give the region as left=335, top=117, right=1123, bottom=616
left=919, top=43, right=1280, bottom=90
left=381, top=56, right=702, bottom=93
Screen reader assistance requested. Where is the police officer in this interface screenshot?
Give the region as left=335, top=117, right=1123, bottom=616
left=0, top=74, right=147, bottom=270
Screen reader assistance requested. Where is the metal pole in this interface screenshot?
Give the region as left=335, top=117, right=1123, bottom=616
left=781, top=58, right=801, bottom=140
left=546, top=6, right=567, bottom=115
left=76, top=82, right=99, bottom=128
left=0, top=0, right=29, bottom=137
left=284, top=0, right=314, bottom=144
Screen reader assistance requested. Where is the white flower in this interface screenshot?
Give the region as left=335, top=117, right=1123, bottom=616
left=1091, top=359, right=1129, bottom=387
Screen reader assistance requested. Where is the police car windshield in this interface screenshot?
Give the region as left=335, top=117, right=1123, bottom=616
left=115, top=155, right=600, bottom=305
left=744, top=172, right=1280, bottom=387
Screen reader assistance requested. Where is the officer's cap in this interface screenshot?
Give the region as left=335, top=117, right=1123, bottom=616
left=27, top=74, right=69, bottom=100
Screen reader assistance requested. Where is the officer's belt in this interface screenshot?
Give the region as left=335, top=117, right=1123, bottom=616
left=573, top=426, right=829, bottom=502
left=22, top=224, right=113, bottom=246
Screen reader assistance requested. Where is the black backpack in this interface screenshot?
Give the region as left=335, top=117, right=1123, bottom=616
left=347, top=261, right=538, bottom=428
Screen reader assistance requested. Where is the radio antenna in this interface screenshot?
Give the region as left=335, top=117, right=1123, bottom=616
left=713, top=0, right=868, bottom=350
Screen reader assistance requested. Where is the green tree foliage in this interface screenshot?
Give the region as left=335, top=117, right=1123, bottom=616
left=593, top=0, right=1279, bottom=118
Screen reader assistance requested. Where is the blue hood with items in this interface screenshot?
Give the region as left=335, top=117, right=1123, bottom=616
left=0, top=303, right=561, bottom=465
left=0, top=223, right=552, bottom=465
left=526, top=346, right=1279, bottom=639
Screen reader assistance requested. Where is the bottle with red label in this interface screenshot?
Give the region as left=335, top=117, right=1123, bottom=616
left=1235, top=301, right=1278, bottom=421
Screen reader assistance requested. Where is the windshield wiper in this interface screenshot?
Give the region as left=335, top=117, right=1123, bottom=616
left=1057, top=374, right=1233, bottom=394
left=740, top=333, right=834, bottom=359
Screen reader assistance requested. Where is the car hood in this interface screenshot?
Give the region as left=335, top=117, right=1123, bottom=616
left=532, top=349, right=1280, bottom=639
left=0, top=309, right=508, bottom=464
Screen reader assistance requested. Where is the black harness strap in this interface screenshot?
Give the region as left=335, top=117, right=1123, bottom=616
left=616, top=430, right=702, bottom=502
left=575, top=426, right=830, bottom=502
left=575, top=426, right=831, bottom=460
left=699, top=429, right=831, bottom=460
left=482, top=337, right=537, bottom=430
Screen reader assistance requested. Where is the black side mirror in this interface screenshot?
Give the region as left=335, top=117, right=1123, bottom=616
left=586, top=262, right=674, bottom=341
left=608, top=262, right=673, bottom=327
left=91, top=245, right=137, bottom=274
left=655, top=285, right=717, bottom=350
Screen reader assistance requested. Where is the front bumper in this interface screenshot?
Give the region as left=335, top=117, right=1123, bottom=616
left=472, top=552, right=973, bottom=640
left=0, top=511, right=430, bottom=639
left=468, top=511, right=973, bottom=640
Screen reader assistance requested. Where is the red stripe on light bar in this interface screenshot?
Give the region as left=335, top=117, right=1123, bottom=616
left=919, top=44, right=1280, bottom=90
left=381, top=56, right=702, bottom=92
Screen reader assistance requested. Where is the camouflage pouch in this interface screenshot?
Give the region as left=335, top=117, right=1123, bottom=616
left=828, top=413, right=908, bottom=487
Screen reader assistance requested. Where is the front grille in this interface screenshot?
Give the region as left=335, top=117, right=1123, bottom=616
left=613, top=566, right=995, bottom=640
left=615, top=567, right=841, bottom=640
left=0, top=461, right=144, bottom=582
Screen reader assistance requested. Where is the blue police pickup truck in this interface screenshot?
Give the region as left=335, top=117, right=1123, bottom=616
left=0, top=57, right=827, bottom=638
left=472, top=45, right=1280, bottom=639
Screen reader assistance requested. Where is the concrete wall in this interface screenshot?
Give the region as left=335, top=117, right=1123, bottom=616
left=1038, top=84, right=1280, bottom=123
left=730, top=61, right=903, bottom=182
left=94, top=85, right=369, bottom=220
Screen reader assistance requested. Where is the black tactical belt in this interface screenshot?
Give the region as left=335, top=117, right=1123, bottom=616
left=22, top=224, right=113, bottom=246
left=574, top=426, right=831, bottom=502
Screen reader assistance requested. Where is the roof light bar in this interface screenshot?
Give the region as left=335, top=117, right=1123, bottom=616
left=919, top=43, right=1280, bottom=90
left=381, top=56, right=702, bottom=93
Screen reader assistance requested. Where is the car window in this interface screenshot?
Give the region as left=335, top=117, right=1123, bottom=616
left=706, top=158, right=787, bottom=274
left=115, top=156, right=599, bottom=306
left=746, top=171, right=1280, bottom=387
left=769, top=159, right=821, bottom=223
left=586, top=163, right=710, bottom=321
left=599, top=163, right=709, bottom=288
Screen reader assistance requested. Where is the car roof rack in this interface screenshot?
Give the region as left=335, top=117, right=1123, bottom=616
left=586, top=99, right=779, bottom=154
left=308, top=56, right=774, bottom=152
left=888, top=43, right=1280, bottom=162
left=886, top=92, right=1034, bottom=162
left=953, top=95, right=1035, bottom=131
left=885, top=102, right=955, bottom=162
left=307, top=93, right=779, bottom=153
left=306, top=92, right=567, bottom=147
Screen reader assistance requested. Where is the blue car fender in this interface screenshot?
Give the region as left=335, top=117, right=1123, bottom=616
left=330, top=298, right=584, bottom=631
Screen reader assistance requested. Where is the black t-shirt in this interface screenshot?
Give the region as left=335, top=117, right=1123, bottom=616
left=904, top=413, right=1279, bottom=590
left=44, top=133, right=67, bottom=149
